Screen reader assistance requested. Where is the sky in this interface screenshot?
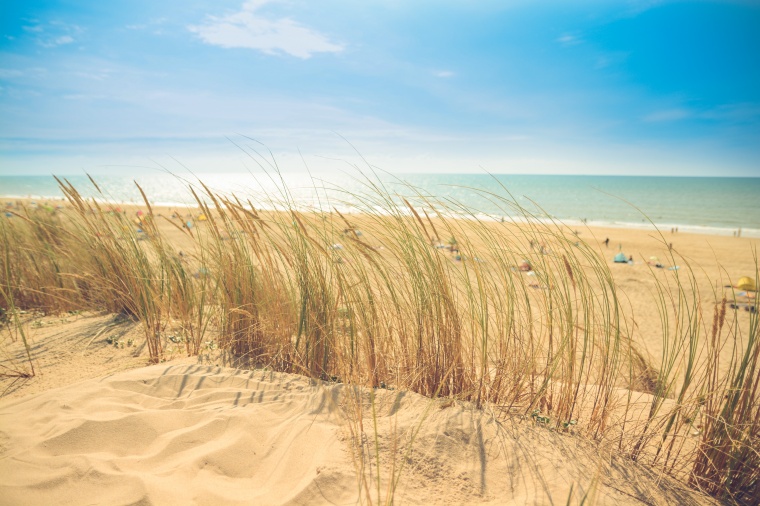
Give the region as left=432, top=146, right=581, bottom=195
left=0, top=0, right=759, bottom=176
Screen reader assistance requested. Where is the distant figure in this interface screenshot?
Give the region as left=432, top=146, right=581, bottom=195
left=668, top=243, right=673, bottom=251
left=738, top=227, right=742, bottom=238
left=604, top=238, right=610, bottom=248
left=675, top=227, right=679, bottom=233
left=628, top=255, right=633, bottom=262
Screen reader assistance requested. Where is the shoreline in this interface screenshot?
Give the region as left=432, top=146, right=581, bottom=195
left=4, top=193, right=759, bottom=239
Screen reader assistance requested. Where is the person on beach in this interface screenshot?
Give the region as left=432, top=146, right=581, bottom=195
left=604, top=238, right=610, bottom=248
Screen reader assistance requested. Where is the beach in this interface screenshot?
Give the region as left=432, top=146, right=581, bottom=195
left=4, top=0, right=759, bottom=503
left=0, top=191, right=757, bottom=505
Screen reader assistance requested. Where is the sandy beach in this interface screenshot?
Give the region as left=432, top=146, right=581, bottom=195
left=3, top=1, right=759, bottom=503
left=0, top=196, right=756, bottom=505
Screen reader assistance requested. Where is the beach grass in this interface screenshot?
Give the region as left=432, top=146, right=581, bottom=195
left=0, top=172, right=757, bottom=504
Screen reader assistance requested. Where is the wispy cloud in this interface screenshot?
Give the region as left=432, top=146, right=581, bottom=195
left=434, top=70, right=454, bottom=78
left=39, top=35, right=74, bottom=48
left=642, top=108, right=690, bottom=122
left=701, top=103, right=760, bottom=123
left=594, top=51, right=629, bottom=69
left=21, top=20, right=80, bottom=48
left=0, top=67, right=47, bottom=79
left=0, top=69, right=25, bottom=79
left=125, top=17, right=168, bottom=35
left=188, top=0, right=343, bottom=59
left=557, top=33, right=582, bottom=46
left=22, top=24, right=44, bottom=33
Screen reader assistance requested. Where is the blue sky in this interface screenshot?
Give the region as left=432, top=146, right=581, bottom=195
left=1, top=0, right=758, bottom=176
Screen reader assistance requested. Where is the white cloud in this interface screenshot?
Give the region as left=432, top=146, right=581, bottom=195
left=434, top=70, right=455, bottom=78
left=188, top=0, right=344, bottom=59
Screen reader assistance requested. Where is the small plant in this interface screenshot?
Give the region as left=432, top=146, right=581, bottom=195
left=562, top=420, right=577, bottom=430
left=531, top=409, right=550, bottom=425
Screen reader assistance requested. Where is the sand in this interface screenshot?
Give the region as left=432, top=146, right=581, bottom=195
left=2, top=198, right=756, bottom=504
left=1, top=359, right=714, bottom=505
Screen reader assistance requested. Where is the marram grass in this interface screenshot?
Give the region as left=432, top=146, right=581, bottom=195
left=0, top=172, right=757, bottom=504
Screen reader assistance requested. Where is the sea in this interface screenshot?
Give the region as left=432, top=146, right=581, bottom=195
left=1, top=173, right=759, bottom=237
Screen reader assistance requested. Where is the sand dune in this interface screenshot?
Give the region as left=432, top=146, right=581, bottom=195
left=1, top=362, right=714, bottom=505
left=1, top=364, right=354, bottom=505
left=2, top=200, right=748, bottom=504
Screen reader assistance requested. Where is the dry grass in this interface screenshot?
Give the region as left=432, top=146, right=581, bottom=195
left=0, top=172, right=757, bottom=504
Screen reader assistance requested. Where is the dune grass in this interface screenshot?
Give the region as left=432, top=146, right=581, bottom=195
left=0, top=172, right=757, bottom=504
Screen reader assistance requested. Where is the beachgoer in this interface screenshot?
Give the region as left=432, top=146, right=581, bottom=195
left=604, top=238, right=609, bottom=248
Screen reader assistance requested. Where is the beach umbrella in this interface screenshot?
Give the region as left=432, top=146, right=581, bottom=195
left=736, top=276, right=757, bottom=291
left=613, top=252, right=627, bottom=263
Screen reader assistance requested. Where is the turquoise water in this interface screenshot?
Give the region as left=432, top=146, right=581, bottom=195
left=1, top=173, right=758, bottom=237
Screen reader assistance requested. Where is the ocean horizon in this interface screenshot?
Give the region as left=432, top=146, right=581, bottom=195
left=2, top=173, right=759, bottom=238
